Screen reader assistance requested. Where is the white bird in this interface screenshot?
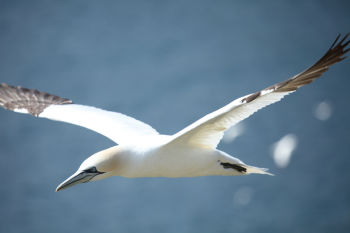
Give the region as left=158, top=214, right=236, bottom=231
left=0, top=34, right=349, bottom=192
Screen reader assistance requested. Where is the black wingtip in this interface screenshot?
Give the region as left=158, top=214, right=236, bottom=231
left=329, top=33, right=350, bottom=52
left=339, top=32, right=350, bottom=46
left=330, top=34, right=341, bottom=49
left=343, top=40, right=350, bottom=50
left=0, top=83, right=73, bottom=116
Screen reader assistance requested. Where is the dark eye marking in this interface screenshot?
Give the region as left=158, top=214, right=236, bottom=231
left=84, top=167, right=97, bottom=173
left=84, top=166, right=104, bottom=174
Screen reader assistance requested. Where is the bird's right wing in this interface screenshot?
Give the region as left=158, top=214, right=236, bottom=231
left=0, top=84, right=159, bottom=145
left=166, top=34, right=349, bottom=150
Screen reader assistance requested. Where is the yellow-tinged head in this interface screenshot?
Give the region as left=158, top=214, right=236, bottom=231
left=56, top=146, right=122, bottom=192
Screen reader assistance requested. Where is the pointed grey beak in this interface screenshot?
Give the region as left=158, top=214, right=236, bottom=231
left=56, top=168, right=102, bottom=192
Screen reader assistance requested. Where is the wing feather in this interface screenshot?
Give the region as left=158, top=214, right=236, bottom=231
left=0, top=84, right=158, bottom=144
left=167, top=34, right=349, bottom=149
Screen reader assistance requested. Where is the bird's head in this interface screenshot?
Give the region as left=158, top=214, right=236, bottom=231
left=56, top=146, right=122, bottom=192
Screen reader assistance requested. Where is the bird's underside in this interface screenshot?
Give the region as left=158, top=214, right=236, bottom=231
left=0, top=34, right=349, bottom=191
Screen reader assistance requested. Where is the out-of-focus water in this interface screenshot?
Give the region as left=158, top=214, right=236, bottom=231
left=0, top=1, right=350, bottom=233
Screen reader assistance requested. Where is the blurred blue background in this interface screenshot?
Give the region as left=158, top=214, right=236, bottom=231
left=0, top=1, right=350, bottom=232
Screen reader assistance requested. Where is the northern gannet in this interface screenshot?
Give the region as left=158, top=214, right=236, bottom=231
left=0, top=34, right=349, bottom=192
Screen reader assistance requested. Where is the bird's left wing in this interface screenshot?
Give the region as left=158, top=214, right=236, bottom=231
left=167, top=34, right=350, bottom=149
left=0, top=84, right=159, bottom=145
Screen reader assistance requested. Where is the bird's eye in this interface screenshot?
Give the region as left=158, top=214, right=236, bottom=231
left=84, top=167, right=97, bottom=173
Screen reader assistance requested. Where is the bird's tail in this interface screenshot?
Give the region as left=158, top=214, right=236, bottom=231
left=245, top=165, right=274, bottom=176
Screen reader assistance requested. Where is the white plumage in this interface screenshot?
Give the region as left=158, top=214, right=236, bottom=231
left=0, top=34, right=348, bottom=191
left=41, top=104, right=159, bottom=145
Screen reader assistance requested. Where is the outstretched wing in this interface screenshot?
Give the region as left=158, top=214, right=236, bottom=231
left=0, top=84, right=159, bottom=144
left=167, top=34, right=350, bottom=149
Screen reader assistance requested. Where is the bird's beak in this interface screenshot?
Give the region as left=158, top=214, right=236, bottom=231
left=56, top=170, right=100, bottom=192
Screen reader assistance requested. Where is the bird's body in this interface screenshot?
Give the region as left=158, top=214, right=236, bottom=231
left=109, top=142, right=250, bottom=178
left=0, top=34, right=349, bottom=191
